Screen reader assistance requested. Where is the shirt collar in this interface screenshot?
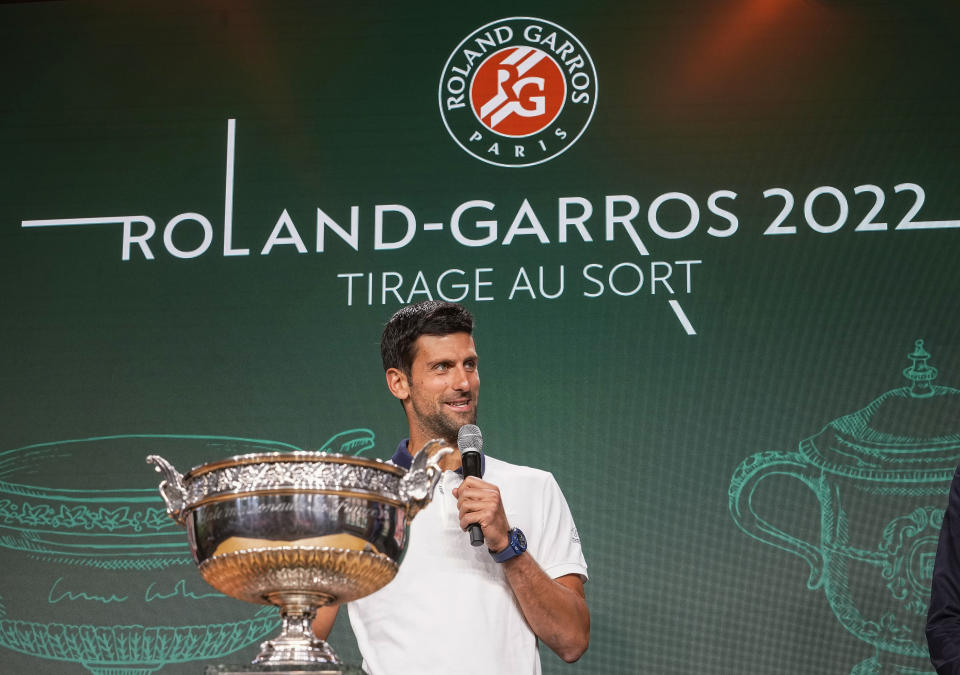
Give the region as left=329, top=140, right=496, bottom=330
left=391, top=438, right=485, bottom=476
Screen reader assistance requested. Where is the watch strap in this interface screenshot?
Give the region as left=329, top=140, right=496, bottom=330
left=490, top=527, right=526, bottom=563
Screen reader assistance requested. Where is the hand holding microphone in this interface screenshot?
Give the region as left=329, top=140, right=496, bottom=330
left=457, top=424, right=485, bottom=547
left=455, top=425, right=514, bottom=554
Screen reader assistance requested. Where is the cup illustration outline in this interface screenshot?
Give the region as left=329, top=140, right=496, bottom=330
left=0, top=429, right=376, bottom=674
left=729, top=340, right=960, bottom=674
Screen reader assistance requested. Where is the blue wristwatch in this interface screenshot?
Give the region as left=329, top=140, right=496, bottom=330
left=490, top=527, right=527, bottom=563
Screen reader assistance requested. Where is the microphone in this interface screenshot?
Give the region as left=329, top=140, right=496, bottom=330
left=457, top=424, right=484, bottom=547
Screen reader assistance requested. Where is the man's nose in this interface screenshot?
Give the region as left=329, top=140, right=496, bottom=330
left=452, top=365, right=471, bottom=390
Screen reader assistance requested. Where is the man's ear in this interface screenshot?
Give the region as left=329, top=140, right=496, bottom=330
left=385, top=367, right=409, bottom=401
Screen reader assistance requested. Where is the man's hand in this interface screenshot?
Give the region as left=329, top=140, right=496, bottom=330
left=452, top=476, right=511, bottom=552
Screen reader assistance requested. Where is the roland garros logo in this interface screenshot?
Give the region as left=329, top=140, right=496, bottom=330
left=439, top=17, right=598, bottom=168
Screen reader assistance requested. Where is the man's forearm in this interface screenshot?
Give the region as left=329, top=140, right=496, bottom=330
left=312, top=605, right=339, bottom=640
left=503, top=554, right=589, bottom=662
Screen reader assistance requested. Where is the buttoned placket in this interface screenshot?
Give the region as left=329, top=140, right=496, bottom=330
left=438, top=470, right=464, bottom=530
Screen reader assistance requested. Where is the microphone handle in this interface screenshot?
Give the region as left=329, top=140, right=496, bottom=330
left=461, top=450, right=484, bottom=547
left=468, top=522, right=484, bottom=547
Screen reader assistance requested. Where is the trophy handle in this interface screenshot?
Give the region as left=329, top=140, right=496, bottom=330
left=728, top=450, right=825, bottom=590
left=399, top=439, right=452, bottom=520
left=146, top=454, right=188, bottom=525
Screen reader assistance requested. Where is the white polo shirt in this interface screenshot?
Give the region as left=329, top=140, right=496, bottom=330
left=347, top=453, right=588, bottom=675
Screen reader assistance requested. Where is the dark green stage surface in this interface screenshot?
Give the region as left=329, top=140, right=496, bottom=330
left=1, top=1, right=958, bottom=673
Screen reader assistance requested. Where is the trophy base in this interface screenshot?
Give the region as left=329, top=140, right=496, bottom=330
left=205, top=665, right=364, bottom=674
left=850, top=651, right=933, bottom=674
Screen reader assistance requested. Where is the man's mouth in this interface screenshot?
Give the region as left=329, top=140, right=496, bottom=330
left=445, top=399, right=472, bottom=411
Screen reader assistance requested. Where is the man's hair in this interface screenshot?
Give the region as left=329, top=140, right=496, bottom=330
left=381, top=301, right=474, bottom=374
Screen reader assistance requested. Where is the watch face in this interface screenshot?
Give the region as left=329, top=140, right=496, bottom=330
left=514, top=529, right=527, bottom=551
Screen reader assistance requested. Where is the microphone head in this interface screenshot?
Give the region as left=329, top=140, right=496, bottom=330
left=457, top=424, right=483, bottom=455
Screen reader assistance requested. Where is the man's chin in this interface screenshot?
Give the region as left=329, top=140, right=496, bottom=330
left=454, top=410, right=478, bottom=427
left=427, top=411, right=478, bottom=443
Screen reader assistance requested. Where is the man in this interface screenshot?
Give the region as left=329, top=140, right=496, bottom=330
left=928, top=466, right=960, bottom=674
left=313, top=300, right=589, bottom=674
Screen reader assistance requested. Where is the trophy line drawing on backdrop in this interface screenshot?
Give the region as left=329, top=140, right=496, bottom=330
left=730, top=340, right=960, bottom=675
left=0, top=429, right=377, bottom=674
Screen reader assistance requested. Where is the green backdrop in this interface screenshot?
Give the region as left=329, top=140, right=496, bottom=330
left=2, top=1, right=959, bottom=673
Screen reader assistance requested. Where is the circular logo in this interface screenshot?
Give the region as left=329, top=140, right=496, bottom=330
left=439, top=17, right=598, bottom=168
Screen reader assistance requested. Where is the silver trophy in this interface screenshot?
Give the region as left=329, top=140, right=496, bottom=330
left=147, top=440, right=450, bottom=669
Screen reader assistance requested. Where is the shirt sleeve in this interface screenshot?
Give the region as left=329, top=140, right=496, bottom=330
left=532, top=472, right=588, bottom=582
left=927, top=466, right=960, bottom=674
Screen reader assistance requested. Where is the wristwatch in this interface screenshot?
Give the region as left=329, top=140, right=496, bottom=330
left=490, top=527, right=527, bottom=563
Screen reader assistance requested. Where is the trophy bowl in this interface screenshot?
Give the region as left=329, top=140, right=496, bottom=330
left=147, top=440, right=450, bottom=668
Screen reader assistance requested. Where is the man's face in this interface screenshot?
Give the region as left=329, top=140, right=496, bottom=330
left=403, top=332, right=479, bottom=445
